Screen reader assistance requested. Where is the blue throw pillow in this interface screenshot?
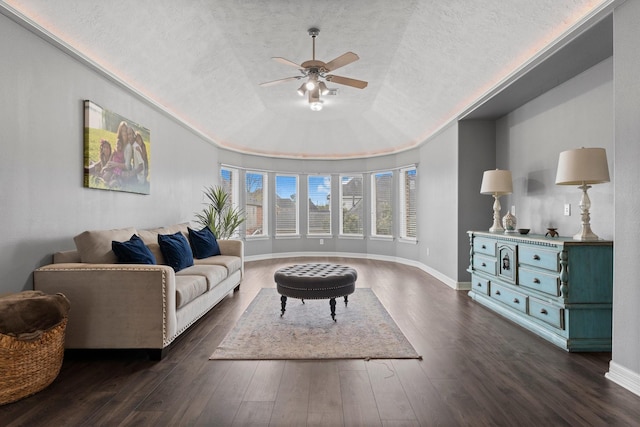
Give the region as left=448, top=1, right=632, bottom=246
left=112, top=234, right=156, bottom=265
left=188, top=227, right=221, bottom=259
left=158, top=232, right=194, bottom=272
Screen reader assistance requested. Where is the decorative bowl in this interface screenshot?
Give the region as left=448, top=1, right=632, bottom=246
left=517, top=228, right=530, bottom=235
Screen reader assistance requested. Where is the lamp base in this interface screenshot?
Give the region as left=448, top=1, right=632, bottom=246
left=488, top=194, right=504, bottom=233
left=489, top=224, right=505, bottom=233
left=572, top=183, right=600, bottom=240
left=573, top=224, right=600, bottom=241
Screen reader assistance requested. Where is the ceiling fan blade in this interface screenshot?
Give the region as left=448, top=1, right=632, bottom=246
left=325, top=75, right=368, bottom=89
left=324, top=52, right=359, bottom=71
left=272, top=57, right=303, bottom=69
left=259, top=76, right=302, bottom=87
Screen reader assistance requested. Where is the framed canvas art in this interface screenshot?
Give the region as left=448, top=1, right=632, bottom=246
left=83, top=100, right=151, bottom=194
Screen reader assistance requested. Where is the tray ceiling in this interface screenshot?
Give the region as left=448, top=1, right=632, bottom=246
left=3, top=0, right=608, bottom=159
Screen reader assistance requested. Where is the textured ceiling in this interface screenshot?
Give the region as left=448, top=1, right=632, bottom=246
left=4, top=0, right=606, bottom=159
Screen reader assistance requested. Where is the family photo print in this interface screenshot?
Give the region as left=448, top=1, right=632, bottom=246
left=83, top=100, right=151, bottom=195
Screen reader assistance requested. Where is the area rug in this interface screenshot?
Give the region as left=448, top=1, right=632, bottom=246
left=210, top=288, right=421, bottom=360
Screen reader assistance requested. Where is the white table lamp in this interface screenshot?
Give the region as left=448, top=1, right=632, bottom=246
left=555, top=147, right=610, bottom=240
left=480, top=169, right=513, bottom=233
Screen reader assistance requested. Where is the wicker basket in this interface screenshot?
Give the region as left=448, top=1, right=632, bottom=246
left=0, top=318, right=67, bottom=405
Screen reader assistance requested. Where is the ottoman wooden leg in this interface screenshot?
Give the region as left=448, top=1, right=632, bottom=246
left=280, top=295, right=287, bottom=317
left=344, top=295, right=349, bottom=306
left=330, top=298, right=337, bottom=321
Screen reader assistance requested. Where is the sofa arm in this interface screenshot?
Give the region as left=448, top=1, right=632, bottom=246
left=33, top=263, right=178, bottom=350
left=218, top=239, right=243, bottom=258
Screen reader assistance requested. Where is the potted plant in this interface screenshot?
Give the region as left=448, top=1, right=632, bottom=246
left=195, top=185, right=245, bottom=239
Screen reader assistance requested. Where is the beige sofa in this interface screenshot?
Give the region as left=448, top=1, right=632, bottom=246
left=33, top=223, right=243, bottom=359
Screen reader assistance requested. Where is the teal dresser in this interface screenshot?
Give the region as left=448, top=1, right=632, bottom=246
left=467, top=231, right=613, bottom=352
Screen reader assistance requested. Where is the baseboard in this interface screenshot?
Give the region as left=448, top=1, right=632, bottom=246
left=245, top=251, right=463, bottom=290
left=605, top=361, right=640, bottom=397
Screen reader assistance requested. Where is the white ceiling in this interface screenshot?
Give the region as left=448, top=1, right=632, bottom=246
left=4, top=0, right=607, bottom=159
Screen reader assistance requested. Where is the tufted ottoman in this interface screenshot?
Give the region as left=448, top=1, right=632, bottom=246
left=274, top=263, right=357, bottom=321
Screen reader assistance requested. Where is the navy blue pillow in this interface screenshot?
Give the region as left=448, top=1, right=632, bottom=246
left=188, top=227, right=221, bottom=259
left=112, top=234, right=156, bottom=265
left=158, top=232, right=194, bottom=272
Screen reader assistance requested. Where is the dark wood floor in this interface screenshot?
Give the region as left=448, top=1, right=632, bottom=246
left=2, top=257, right=639, bottom=426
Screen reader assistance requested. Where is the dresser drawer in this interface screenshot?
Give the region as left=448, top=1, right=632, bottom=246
left=473, top=255, right=496, bottom=275
left=519, top=246, right=558, bottom=272
left=529, top=299, right=564, bottom=330
left=518, top=267, right=560, bottom=296
left=491, top=284, right=527, bottom=313
left=471, top=275, right=490, bottom=295
left=474, top=237, right=496, bottom=257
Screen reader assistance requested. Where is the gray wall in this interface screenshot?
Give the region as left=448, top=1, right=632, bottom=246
left=611, top=0, right=640, bottom=386
left=415, top=123, right=459, bottom=281
left=458, top=120, right=497, bottom=280
left=1, top=13, right=221, bottom=292
left=496, top=57, right=614, bottom=240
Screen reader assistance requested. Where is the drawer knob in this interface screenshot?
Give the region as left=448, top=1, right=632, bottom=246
left=513, top=298, right=520, bottom=304
left=495, top=290, right=501, bottom=296
left=540, top=308, right=548, bottom=315
left=481, top=244, right=486, bottom=249
left=481, top=262, right=486, bottom=267
left=533, top=278, right=540, bottom=284
left=533, top=255, right=541, bottom=261
left=476, top=282, right=482, bottom=287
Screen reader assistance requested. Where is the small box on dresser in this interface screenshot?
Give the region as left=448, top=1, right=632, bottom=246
left=467, top=231, right=613, bottom=352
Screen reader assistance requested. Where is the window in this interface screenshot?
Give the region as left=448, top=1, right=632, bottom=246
left=399, top=167, right=417, bottom=240
left=308, top=175, right=331, bottom=235
left=275, top=175, right=298, bottom=236
left=340, top=175, right=363, bottom=236
left=371, top=171, right=393, bottom=237
left=220, top=167, right=239, bottom=211
left=245, top=171, right=267, bottom=237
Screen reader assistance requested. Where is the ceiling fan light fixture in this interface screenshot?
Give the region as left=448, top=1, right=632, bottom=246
left=297, top=83, right=307, bottom=96
left=318, top=81, right=330, bottom=95
left=305, top=79, right=317, bottom=91
left=309, top=100, right=323, bottom=111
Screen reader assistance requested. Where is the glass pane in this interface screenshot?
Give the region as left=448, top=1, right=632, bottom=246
left=341, top=175, right=363, bottom=235
left=246, top=172, right=265, bottom=237
left=402, top=168, right=417, bottom=238
left=372, top=171, right=393, bottom=236
left=276, top=175, right=298, bottom=235
left=308, top=175, right=331, bottom=235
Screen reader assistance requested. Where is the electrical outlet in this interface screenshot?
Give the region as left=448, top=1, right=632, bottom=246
left=511, top=205, right=516, bottom=216
left=319, top=239, right=324, bottom=245
left=564, top=204, right=571, bottom=216
left=426, top=248, right=430, bottom=256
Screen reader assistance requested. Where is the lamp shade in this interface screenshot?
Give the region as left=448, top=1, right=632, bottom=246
left=480, top=169, right=513, bottom=195
left=555, top=147, right=610, bottom=185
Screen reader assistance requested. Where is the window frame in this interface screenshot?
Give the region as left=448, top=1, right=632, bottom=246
left=307, top=174, right=332, bottom=236
left=244, top=170, right=268, bottom=238
left=275, top=174, right=299, bottom=237
left=370, top=170, right=394, bottom=239
left=399, top=166, right=417, bottom=242
left=339, top=174, right=364, bottom=237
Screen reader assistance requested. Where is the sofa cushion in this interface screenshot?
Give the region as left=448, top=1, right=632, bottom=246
left=137, top=229, right=165, bottom=265
left=158, top=232, right=194, bottom=272
left=175, top=275, right=207, bottom=309
left=188, top=227, right=221, bottom=259
left=112, top=234, right=156, bottom=265
left=163, top=223, right=190, bottom=237
left=178, top=264, right=227, bottom=291
left=74, top=227, right=138, bottom=264
left=194, top=255, right=242, bottom=276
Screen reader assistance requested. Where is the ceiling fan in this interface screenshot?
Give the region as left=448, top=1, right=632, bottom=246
left=259, top=28, right=368, bottom=110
